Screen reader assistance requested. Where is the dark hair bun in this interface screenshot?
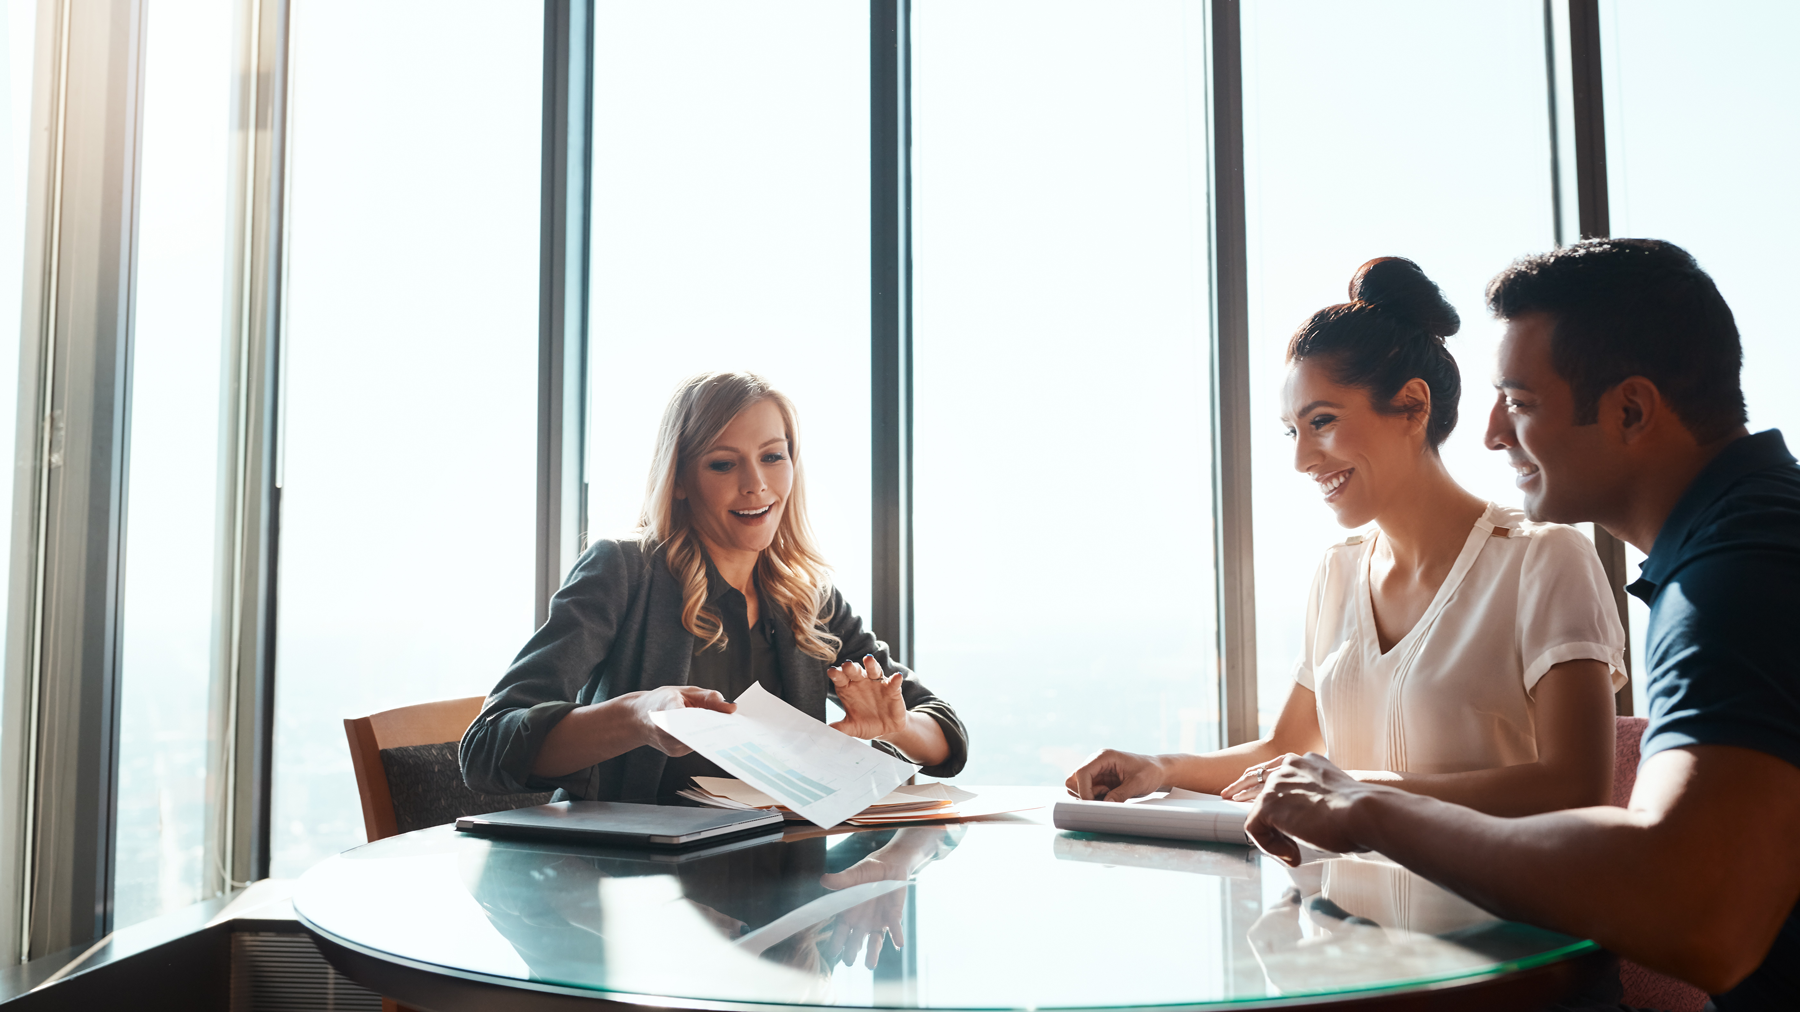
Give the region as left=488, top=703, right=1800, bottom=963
left=1349, top=257, right=1460, bottom=339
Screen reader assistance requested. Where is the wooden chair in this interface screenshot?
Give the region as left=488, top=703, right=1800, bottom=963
left=344, top=696, right=552, bottom=1012
left=1611, top=715, right=1710, bottom=1012
left=346, top=696, right=482, bottom=842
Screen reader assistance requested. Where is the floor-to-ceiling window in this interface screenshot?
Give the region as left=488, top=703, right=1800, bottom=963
left=1241, top=0, right=1559, bottom=732
left=270, top=0, right=542, bottom=878
left=911, top=0, right=1218, bottom=784
left=584, top=1, right=871, bottom=613
left=1600, top=0, right=1800, bottom=717
left=112, top=0, right=235, bottom=928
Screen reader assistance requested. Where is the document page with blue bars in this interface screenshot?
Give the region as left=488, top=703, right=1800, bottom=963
left=649, top=683, right=916, bottom=829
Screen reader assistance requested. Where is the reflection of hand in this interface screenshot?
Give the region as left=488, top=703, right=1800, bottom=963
left=815, top=828, right=945, bottom=969
left=821, top=888, right=905, bottom=969
left=1245, top=887, right=1305, bottom=956
left=826, top=656, right=907, bottom=740
left=621, top=686, right=735, bottom=756
left=821, top=827, right=945, bottom=890
left=1245, top=753, right=1379, bottom=866
left=1065, top=749, right=1168, bottom=802
left=1221, top=753, right=1303, bottom=801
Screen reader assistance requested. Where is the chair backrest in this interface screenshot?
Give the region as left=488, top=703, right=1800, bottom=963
left=1612, top=715, right=1650, bottom=807
left=344, top=696, right=552, bottom=842
left=1609, top=714, right=1711, bottom=1012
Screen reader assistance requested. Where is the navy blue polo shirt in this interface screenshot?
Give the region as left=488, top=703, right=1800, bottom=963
left=1628, top=428, right=1800, bottom=1011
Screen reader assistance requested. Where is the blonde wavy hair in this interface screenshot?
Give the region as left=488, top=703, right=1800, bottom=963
left=637, top=371, right=840, bottom=660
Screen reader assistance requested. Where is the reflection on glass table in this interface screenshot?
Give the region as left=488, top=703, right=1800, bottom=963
left=295, top=810, right=1599, bottom=1009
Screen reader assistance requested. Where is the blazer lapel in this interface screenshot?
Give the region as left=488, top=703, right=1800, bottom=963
left=639, top=559, right=697, bottom=690
left=619, top=551, right=697, bottom=800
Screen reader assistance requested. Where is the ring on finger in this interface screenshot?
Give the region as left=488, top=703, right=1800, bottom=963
left=1257, top=767, right=1266, bottom=783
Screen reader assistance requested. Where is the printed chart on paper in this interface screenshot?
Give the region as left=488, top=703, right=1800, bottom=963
left=650, top=683, right=915, bottom=828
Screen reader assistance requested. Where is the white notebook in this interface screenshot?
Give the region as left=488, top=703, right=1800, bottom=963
left=1053, top=788, right=1253, bottom=846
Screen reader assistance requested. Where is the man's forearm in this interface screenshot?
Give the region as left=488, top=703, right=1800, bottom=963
left=1348, top=759, right=1609, bottom=817
left=1343, top=787, right=1765, bottom=992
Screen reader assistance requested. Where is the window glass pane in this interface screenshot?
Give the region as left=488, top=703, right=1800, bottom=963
left=1601, top=4, right=1800, bottom=437
left=585, top=2, right=870, bottom=613
left=912, top=0, right=1217, bottom=784
left=0, top=1, right=34, bottom=779
left=113, top=0, right=233, bottom=928
left=1242, top=0, right=1555, bottom=733
left=272, top=1, right=541, bottom=878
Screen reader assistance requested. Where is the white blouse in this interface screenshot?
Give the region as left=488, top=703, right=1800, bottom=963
left=1294, top=502, right=1626, bottom=775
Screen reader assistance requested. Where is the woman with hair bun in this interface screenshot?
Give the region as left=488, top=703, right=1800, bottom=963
left=463, top=371, right=965, bottom=802
left=1070, top=258, right=1623, bottom=816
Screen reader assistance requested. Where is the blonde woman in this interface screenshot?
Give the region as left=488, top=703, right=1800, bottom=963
left=462, top=372, right=965, bottom=802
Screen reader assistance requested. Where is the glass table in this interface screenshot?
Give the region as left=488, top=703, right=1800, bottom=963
left=295, top=793, right=1604, bottom=1010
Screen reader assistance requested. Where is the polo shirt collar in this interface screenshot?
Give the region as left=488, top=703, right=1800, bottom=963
left=1632, top=429, right=1795, bottom=598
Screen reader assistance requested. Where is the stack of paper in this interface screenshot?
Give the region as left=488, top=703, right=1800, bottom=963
left=1053, top=788, right=1254, bottom=845
left=680, top=776, right=981, bottom=826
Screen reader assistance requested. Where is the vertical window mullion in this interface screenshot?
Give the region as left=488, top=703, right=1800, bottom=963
left=214, top=0, right=293, bottom=895
left=1566, top=0, right=1634, bottom=715
left=2, top=0, right=147, bottom=959
left=1208, top=0, right=1256, bottom=748
left=538, top=0, right=593, bottom=625
left=870, top=0, right=911, bottom=665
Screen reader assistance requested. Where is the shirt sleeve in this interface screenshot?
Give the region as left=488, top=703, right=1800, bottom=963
left=1516, top=524, right=1628, bottom=695
left=1293, top=554, right=1329, bottom=691
left=1640, top=550, right=1800, bottom=771
left=821, top=586, right=969, bottom=780
left=459, top=539, right=641, bottom=795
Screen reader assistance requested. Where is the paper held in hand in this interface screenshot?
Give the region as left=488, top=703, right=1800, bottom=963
left=649, top=683, right=917, bottom=829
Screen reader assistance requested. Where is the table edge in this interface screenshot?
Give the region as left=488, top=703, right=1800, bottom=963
left=298, top=909, right=1607, bottom=1012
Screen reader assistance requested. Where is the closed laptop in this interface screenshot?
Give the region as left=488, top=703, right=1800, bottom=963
left=455, top=800, right=784, bottom=847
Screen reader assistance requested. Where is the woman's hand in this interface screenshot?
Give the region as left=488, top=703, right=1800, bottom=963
left=1066, top=749, right=1169, bottom=802
left=620, top=685, right=735, bottom=756
left=827, top=656, right=907, bottom=740
left=1221, top=753, right=1303, bottom=801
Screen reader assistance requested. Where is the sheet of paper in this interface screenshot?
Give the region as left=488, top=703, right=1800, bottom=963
left=651, top=684, right=916, bottom=829
left=692, top=776, right=975, bottom=811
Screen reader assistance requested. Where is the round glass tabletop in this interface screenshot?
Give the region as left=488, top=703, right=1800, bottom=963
left=295, top=801, right=1595, bottom=1010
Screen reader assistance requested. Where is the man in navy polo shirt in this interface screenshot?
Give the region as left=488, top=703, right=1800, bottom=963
left=1243, top=239, right=1800, bottom=1011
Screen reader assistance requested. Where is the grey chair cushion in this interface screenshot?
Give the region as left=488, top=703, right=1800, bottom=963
left=380, top=740, right=553, bottom=835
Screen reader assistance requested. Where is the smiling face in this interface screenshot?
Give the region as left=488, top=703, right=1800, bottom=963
left=1283, top=357, right=1432, bottom=529
left=675, top=397, right=794, bottom=563
left=1485, top=312, right=1620, bottom=523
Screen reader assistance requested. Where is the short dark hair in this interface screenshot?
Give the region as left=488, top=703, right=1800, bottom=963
left=1288, top=256, right=1463, bottom=448
left=1485, top=238, right=1745, bottom=442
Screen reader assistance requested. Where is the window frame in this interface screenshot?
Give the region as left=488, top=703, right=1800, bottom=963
left=0, top=0, right=1637, bottom=966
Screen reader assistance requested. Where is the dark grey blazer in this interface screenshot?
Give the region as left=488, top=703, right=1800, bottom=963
left=460, top=538, right=968, bottom=800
